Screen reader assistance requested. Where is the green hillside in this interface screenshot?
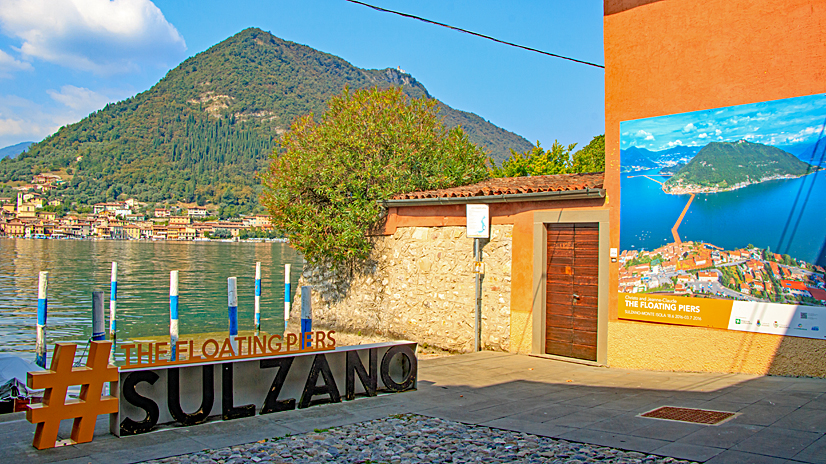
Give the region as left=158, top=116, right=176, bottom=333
left=663, top=140, right=817, bottom=193
left=0, top=28, right=532, bottom=214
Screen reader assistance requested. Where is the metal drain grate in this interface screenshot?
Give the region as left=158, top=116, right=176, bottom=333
left=639, top=406, right=736, bottom=425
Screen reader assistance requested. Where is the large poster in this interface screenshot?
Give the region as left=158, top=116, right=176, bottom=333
left=619, top=94, right=826, bottom=339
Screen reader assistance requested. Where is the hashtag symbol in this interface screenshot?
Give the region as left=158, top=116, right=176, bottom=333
left=26, top=341, right=119, bottom=449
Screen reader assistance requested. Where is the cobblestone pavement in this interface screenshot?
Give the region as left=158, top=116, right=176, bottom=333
left=141, top=414, right=698, bottom=464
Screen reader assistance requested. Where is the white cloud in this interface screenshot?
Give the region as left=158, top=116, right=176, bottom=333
left=0, top=95, right=54, bottom=145
left=634, top=129, right=654, bottom=140
left=715, top=129, right=722, bottom=136
left=799, top=126, right=823, bottom=136
left=682, top=123, right=696, bottom=133
left=0, top=48, right=31, bottom=76
left=698, top=133, right=708, bottom=139
left=47, top=85, right=110, bottom=111
left=0, top=87, right=118, bottom=147
left=666, top=140, right=683, bottom=147
left=0, top=0, right=186, bottom=74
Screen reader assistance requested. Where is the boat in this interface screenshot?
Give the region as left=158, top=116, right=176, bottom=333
left=0, top=354, right=43, bottom=414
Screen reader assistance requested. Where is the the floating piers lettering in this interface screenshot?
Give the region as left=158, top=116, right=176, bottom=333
left=113, top=341, right=417, bottom=436
left=119, top=330, right=337, bottom=368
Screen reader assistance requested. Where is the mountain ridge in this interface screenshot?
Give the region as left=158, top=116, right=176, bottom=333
left=0, top=142, right=33, bottom=160
left=0, top=28, right=533, bottom=213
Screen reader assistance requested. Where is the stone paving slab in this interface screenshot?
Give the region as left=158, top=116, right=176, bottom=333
left=0, top=351, right=823, bottom=463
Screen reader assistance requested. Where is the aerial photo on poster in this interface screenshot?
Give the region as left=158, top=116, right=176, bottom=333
left=619, top=93, right=826, bottom=338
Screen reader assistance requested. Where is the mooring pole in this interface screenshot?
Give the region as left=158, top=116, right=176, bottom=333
left=92, top=291, right=105, bottom=341
left=284, top=263, right=291, bottom=333
left=228, top=277, right=239, bottom=354
left=109, top=262, right=118, bottom=364
left=474, top=238, right=482, bottom=352
left=300, top=286, right=312, bottom=349
left=254, top=262, right=262, bottom=333
left=35, top=271, right=48, bottom=368
left=170, top=271, right=179, bottom=361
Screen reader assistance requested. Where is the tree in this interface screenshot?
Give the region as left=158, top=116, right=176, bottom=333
left=571, top=134, right=605, bottom=173
left=261, top=86, right=488, bottom=265
left=489, top=141, right=576, bottom=177
left=489, top=134, right=605, bottom=177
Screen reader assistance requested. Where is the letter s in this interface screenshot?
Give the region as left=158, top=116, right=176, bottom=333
left=120, top=370, right=160, bottom=436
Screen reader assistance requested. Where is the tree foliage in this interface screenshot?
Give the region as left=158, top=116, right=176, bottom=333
left=261, top=87, right=488, bottom=265
left=571, top=134, right=605, bottom=173
left=489, top=134, right=605, bottom=177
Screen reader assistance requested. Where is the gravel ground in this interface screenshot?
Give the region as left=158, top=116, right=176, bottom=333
left=141, top=414, right=698, bottom=464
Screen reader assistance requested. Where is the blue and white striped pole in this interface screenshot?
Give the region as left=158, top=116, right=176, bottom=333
left=284, top=263, right=291, bottom=332
left=228, top=277, right=238, bottom=354
left=170, top=271, right=179, bottom=361
left=254, top=262, right=261, bottom=333
left=35, top=271, right=48, bottom=368
left=109, top=262, right=118, bottom=364
left=300, top=286, right=312, bottom=349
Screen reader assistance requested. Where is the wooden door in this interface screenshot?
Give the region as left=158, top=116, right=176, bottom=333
left=545, top=223, right=599, bottom=361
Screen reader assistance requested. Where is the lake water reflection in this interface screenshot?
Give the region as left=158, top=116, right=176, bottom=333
left=0, top=239, right=303, bottom=363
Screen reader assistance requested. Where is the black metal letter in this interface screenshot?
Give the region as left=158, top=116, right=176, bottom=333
left=299, top=354, right=341, bottom=408
left=346, top=348, right=377, bottom=400
left=259, top=356, right=296, bottom=414
left=380, top=345, right=417, bottom=392
left=168, top=365, right=214, bottom=426
left=222, top=362, right=255, bottom=420
left=120, top=370, right=160, bottom=435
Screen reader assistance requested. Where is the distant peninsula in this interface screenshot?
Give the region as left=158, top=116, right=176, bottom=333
left=662, top=140, right=819, bottom=194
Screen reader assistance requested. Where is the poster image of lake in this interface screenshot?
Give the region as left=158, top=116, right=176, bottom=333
left=619, top=93, right=826, bottom=309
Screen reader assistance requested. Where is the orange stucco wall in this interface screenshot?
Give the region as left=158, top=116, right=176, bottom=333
left=382, top=200, right=607, bottom=353
left=604, top=0, right=826, bottom=374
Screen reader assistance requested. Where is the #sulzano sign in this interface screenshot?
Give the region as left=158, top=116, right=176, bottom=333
left=111, top=341, right=417, bottom=436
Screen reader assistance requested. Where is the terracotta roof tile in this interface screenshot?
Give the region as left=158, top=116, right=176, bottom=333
left=391, top=172, right=604, bottom=200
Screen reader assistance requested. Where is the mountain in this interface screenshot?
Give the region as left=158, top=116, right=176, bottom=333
left=0, top=142, right=33, bottom=160
left=663, top=140, right=818, bottom=193
left=795, top=137, right=826, bottom=167
left=620, top=146, right=658, bottom=172
left=620, top=144, right=701, bottom=173
left=0, top=28, right=533, bottom=213
left=658, top=163, right=685, bottom=176
left=656, top=145, right=701, bottom=164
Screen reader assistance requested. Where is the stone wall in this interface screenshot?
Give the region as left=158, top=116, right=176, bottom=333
left=292, top=225, right=513, bottom=352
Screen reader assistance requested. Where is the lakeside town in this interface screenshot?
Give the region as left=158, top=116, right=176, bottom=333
left=619, top=240, right=826, bottom=307
left=0, top=174, right=279, bottom=241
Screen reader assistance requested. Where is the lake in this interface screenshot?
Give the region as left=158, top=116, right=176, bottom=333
left=0, top=239, right=304, bottom=363
left=621, top=168, right=826, bottom=266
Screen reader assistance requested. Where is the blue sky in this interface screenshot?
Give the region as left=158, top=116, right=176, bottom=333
left=621, top=93, right=826, bottom=152
left=0, top=0, right=605, bottom=152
